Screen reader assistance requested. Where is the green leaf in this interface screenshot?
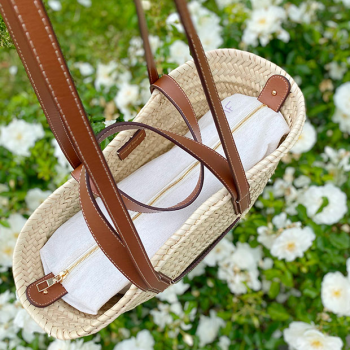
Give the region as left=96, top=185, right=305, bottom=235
left=329, top=232, right=350, bottom=250
left=316, top=196, right=329, bottom=215
left=267, top=303, right=290, bottom=321
left=268, top=281, right=280, bottom=299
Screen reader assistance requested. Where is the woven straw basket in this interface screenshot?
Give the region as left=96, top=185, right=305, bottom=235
left=13, top=49, right=305, bottom=340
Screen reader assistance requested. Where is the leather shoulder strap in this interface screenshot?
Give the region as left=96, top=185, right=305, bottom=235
left=0, top=0, right=81, bottom=168
left=3, top=0, right=172, bottom=291
left=134, top=0, right=159, bottom=85
left=173, top=0, right=250, bottom=213
left=0, top=0, right=160, bottom=169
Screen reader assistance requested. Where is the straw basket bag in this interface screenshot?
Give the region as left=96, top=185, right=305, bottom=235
left=1, top=0, right=305, bottom=340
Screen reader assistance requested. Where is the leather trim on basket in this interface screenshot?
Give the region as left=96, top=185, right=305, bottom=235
left=117, top=129, right=146, bottom=160
left=258, top=75, right=291, bottom=112
left=26, top=273, right=68, bottom=308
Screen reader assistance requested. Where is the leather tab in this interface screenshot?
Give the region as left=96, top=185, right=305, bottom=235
left=26, top=273, right=67, bottom=308
left=117, top=129, right=146, bottom=160
left=258, top=75, right=291, bottom=112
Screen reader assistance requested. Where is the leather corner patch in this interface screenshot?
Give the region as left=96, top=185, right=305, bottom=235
left=26, top=273, right=67, bottom=308
left=117, top=129, right=146, bottom=160
left=258, top=75, right=291, bottom=112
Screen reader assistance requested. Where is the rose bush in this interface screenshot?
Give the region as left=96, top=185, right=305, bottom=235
left=0, top=0, right=349, bottom=349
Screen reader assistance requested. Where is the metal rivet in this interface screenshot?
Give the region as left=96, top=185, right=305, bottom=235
left=271, top=90, right=277, bottom=96
left=43, top=290, right=48, bottom=295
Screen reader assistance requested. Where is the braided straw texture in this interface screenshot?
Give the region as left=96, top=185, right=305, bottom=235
left=13, top=49, right=305, bottom=339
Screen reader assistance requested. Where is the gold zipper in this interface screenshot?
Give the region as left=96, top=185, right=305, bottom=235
left=38, top=103, right=266, bottom=294
left=37, top=245, right=99, bottom=293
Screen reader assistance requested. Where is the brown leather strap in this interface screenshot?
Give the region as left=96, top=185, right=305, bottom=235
left=0, top=0, right=160, bottom=169
left=173, top=0, right=250, bottom=213
left=93, top=122, right=239, bottom=200
left=78, top=119, right=242, bottom=291
left=0, top=0, right=81, bottom=169
left=134, top=0, right=159, bottom=85
left=72, top=74, right=206, bottom=214
left=79, top=168, right=166, bottom=293
left=2, top=0, right=172, bottom=292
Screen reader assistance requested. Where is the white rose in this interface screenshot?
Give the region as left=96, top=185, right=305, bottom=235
left=157, top=280, right=189, bottom=303
left=0, top=214, right=27, bottom=268
left=218, top=243, right=262, bottom=294
left=321, top=271, right=350, bottom=316
left=284, top=322, right=316, bottom=349
left=204, top=238, right=235, bottom=267
left=13, top=309, right=45, bottom=343
left=334, top=82, right=350, bottom=115
left=270, top=226, right=315, bottom=262
left=196, top=310, right=225, bottom=347
left=77, top=0, right=91, bottom=7
left=0, top=119, right=44, bottom=157
left=295, top=329, right=343, bottom=350
left=114, top=83, right=139, bottom=109
left=114, top=330, right=154, bottom=350
left=298, top=184, right=347, bottom=225
left=48, top=0, right=62, bottom=11
left=291, top=121, right=317, bottom=154
left=326, top=61, right=347, bottom=80
left=94, top=61, right=118, bottom=91
left=169, top=40, right=191, bottom=65
left=333, top=108, right=350, bottom=133
left=242, top=6, right=287, bottom=47
left=75, top=62, right=94, bottom=76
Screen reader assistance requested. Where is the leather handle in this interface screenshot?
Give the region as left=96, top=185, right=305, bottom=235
left=134, top=0, right=159, bottom=85
left=72, top=74, right=206, bottom=214
left=0, top=0, right=158, bottom=169
left=1, top=0, right=173, bottom=292
left=0, top=0, right=81, bottom=169
left=173, top=0, right=250, bottom=213
left=132, top=0, right=251, bottom=212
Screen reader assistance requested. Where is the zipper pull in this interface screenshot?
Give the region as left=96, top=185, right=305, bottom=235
left=36, top=270, right=68, bottom=294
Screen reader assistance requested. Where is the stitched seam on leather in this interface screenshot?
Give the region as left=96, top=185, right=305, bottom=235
left=27, top=276, right=66, bottom=306
left=162, top=129, right=234, bottom=196
left=149, top=82, right=205, bottom=207
left=275, top=76, right=289, bottom=111
left=14, top=5, right=78, bottom=167
left=187, top=31, right=248, bottom=204
left=81, top=173, right=125, bottom=247
left=164, top=75, right=199, bottom=134
left=118, top=132, right=145, bottom=157
left=107, top=122, right=234, bottom=195
left=26, top=0, right=162, bottom=290
left=79, top=171, right=157, bottom=292
left=0, top=4, right=76, bottom=167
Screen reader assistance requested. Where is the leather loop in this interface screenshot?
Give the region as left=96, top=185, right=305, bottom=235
left=173, top=0, right=251, bottom=213
left=72, top=74, right=206, bottom=214
left=78, top=119, right=241, bottom=291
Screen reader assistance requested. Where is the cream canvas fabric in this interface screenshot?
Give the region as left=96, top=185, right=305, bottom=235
left=40, top=93, right=290, bottom=315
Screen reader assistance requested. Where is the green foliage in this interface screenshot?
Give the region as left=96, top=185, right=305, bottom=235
left=0, top=15, right=12, bottom=48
